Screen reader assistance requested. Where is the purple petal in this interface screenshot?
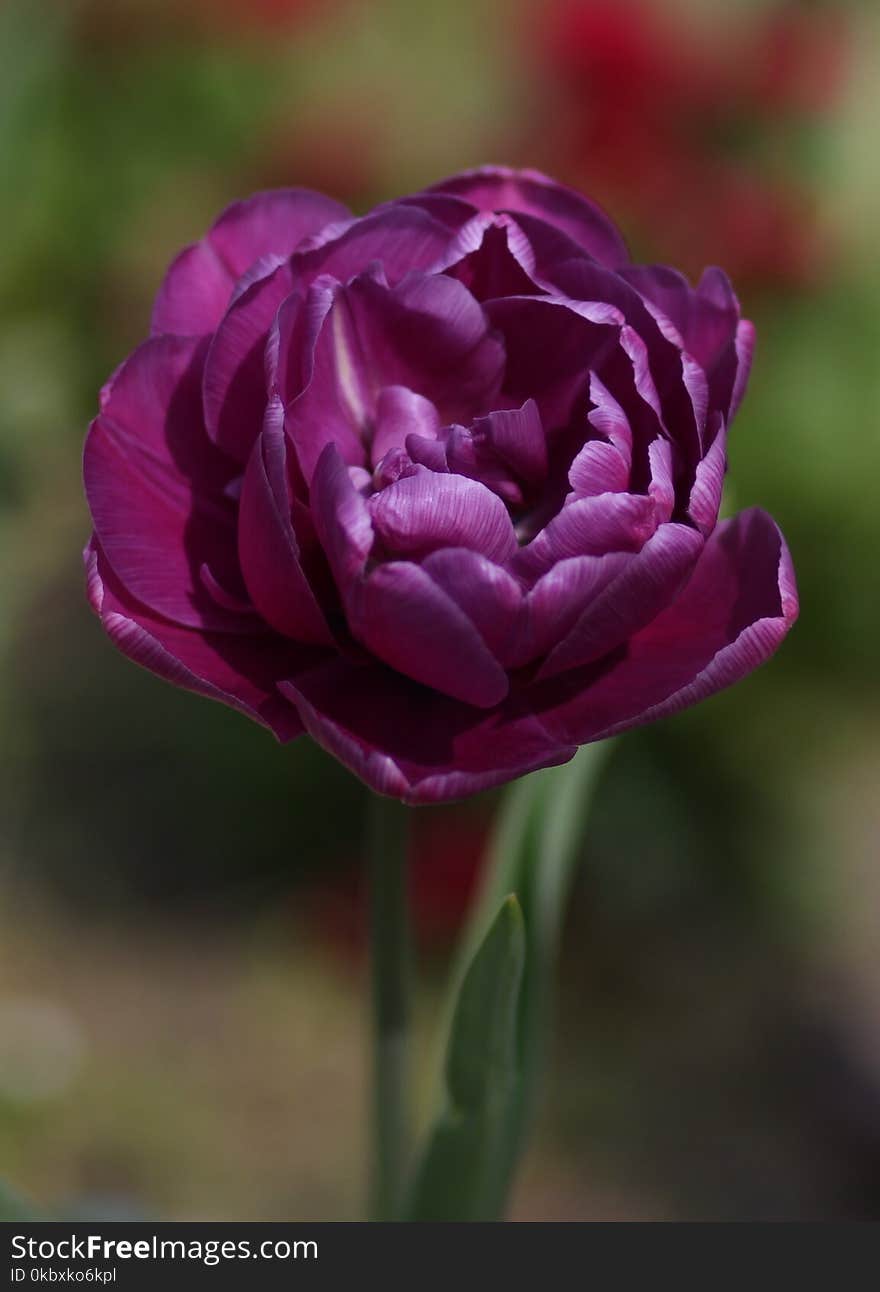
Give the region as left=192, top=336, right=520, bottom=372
left=202, top=258, right=296, bottom=464
left=443, top=425, right=523, bottom=505
left=710, top=319, right=755, bottom=426
left=421, top=548, right=522, bottom=659
left=371, top=446, right=420, bottom=491
left=395, top=191, right=478, bottom=228
left=470, top=399, right=547, bottom=483
left=86, top=539, right=308, bottom=742
left=538, top=522, right=704, bottom=678
left=370, top=467, right=517, bottom=564
left=440, top=215, right=543, bottom=300
left=648, top=438, right=676, bottom=523
left=150, top=243, right=234, bottom=340
left=620, top=263, right=752, bottom=424
left=238, top=426, right=333, bottom=644
left=279, top=510, right=796, bottom=801
left=619, top=324, right=666, bottom=431
left=199, top=563, right=257, bottom=616
left=310, top=443, right=374, bottom=594
left=350, top=562, right=509, bottom=708
left=380, top=272, right=506, bottom=416
left=152, top=188, right=349, bottom=336
left=512, top=493, right=657, bottom=582
left=281, top=279, right=370, bottom=481
left=267, top=278, right=331, bottom=409
left=83, top=335, right=249, bottom=632
left=394, top=191, right=478, bottom=230
left=282, top=666, right=413, bottom=799
left=688, top=417, right=728, bottom=535
left=286, top=271, right=505, bottom=483
left=279, top=658, right=575, bottom=803
left=492, top=211, right=590, bottom=287
left=537, top=509, right=797, bottom=745
left=439, top=211, right=536, bottom=273
left=568, top=440, right=630, bottom=497
left=425, top=165, right=629, bottom=269
left=405, top=433, right=450, bottom=474
left=592, top=335, right=678, bottom=489
left=486, top=294, right=622, bottom=430
left=586, top=373, right=632, bottom=465
left=208, top=189, right=350, bottom=278
left=370, top=386, right=441, bottom=468
left=507, top=553, right=630, bottom=668
left=294, top=205, right=455, bottom=288
left=621, top=264, right=732, bottom=364
left=544, top=253, right=705, bottom=457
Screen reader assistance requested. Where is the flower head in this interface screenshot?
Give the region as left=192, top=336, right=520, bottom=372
left=84, top=167, right=797, bottom=803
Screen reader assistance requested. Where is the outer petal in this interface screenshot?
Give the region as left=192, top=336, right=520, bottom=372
left=394, top=191, right=478, bottom=231
left=83, top=335, right=247, bottom=632
left=150, top=243, right=233, bottom=341
left=293, top=205, right=455, bottom=288
left=202, top=257, right=296, bottom=464
left=279, top=659, right=575, bottom=803
left=688, top=417, right=728, bottom=535
left=277, top=511, right=796, bottom=802
left=238, top=425, right=333, bottom=644
left=152, top=188, right=349, bottom=336
left=85, top=539, right=308, bottom=742
left=350, top=562, right=510, bottom=708
left=537, top=509, right=798, bottom=744
left=538, top=522, right=704, bottom=677
left=620, top=264, right=753, bottom=423
left=621, top=264, right=736, bottom=364
left=713, top=319, right=755, bottom=426
left=425, top=165, right=629, bottom=269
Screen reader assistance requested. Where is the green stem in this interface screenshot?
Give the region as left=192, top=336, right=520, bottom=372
left=367, top=792, right=412, bottom=1221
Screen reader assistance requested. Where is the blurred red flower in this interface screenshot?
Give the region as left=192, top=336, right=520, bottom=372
left=531, top=0, right=849, bottom=289
left=748, top=4, right=850, bottom=116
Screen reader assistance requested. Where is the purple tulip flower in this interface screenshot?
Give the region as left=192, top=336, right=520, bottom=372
left=84, top=166, right=797, bottom=803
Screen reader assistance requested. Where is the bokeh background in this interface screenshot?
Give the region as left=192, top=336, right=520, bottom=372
left=1, top=0, right=878, bottom=1221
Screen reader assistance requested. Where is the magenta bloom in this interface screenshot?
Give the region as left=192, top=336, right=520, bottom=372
left=84, top=167, right=797, bottom=803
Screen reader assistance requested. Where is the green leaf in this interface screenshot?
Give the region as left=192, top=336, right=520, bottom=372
left=426, top=741, right=614, bottom=1218
left=406, top=895, right=525, bottom=1221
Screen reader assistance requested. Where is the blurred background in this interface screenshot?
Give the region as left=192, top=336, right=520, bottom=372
left=1, top=0, right=878, bottom=1221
